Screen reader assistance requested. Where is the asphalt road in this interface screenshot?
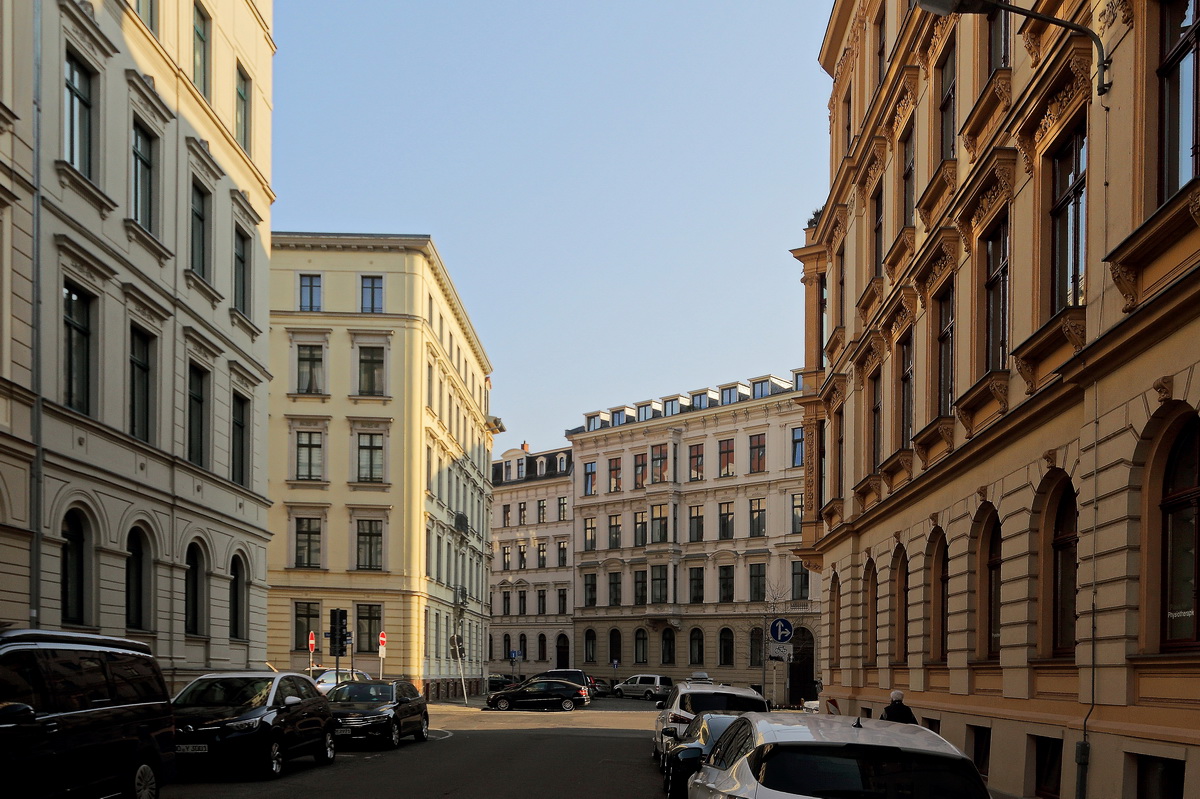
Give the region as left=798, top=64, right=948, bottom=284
left=164, top=697, right=664, bottom=799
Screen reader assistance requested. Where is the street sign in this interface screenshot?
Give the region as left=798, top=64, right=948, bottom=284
left=308, top=631, right=315, bottom=653
left=611, top=659, right=619, bottom=668
left=769, top=618, right=794, bottom=643
left=509, top=649, right=522, bottom=659
left=767, top=641, right=793, bottom=660
left=379, top=631, right=387, bottom=648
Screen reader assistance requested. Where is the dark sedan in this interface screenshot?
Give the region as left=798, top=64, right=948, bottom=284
left=660, top=711, right=742, bottom=799
left=485, top=678, right=590, bottom=711
left=328, top=680, right=429, bottom=747
left=173, top=672, right=336, bottom=779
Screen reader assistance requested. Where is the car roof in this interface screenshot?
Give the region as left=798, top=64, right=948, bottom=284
left=0, top=628, right=154, bottom=655
left=190, top=671, right=299, bottom=679
left=740, top=713, right=968, bottom=758
left=676, top=683, right=765, bottom=698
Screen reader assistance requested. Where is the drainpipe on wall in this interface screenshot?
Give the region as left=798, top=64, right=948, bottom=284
left=28, top=0, right=45, bottom=629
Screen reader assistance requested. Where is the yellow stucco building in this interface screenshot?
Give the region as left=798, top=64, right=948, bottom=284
left=267, top=232, right=498, bottom=697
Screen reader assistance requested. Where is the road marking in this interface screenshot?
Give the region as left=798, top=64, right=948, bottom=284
left=430, top=729, right=453, bottom=741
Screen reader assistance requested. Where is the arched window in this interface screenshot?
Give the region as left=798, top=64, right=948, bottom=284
left=749, top=627, right=763, bottom=667
left=126, top=528, right=150, bottom=630
left=892, top=548, right=909, bottom=663
left=538, top=633, right=547, bottom=661
left=829, top=572, right=842, bottom=666
left=929, top=530, right=950, bottom=662
left=557, top=454, right=567, bottom=472
left=518, top=633, right=527, bottom=660
left=584, top=628, right=596, bottom=662
left=1163, top=416, right=1200, bottom=648
left=536, top=458, right=546, bottom=476
left=977, top=508, right=1003, bottom=660
left=661, top=628, right=676, bottom=665
left=609, top=628, right=622, bottom=664
left=718, top=627, right=734, bottom=666
left=864, top=559, right=878, bottom=664
left=689, top=627, right=704, bottom=665
left=1050, top=482, right=1078, bottom=657
left=229, top=555, right=247, bottom=640
left=185, top=542, right=206, bottom=635
left=502, top=633, right=511, bottom=658
left=635, top=628, right=648, bottom=664
left=488, top=634, right=494, bottom=661
left=61, top=510, right=88, bottom=625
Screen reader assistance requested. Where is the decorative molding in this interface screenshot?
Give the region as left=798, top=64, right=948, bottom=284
left=1153, top=375, right=1174, bottom=404
left=230, top=189, right=263, bottom=229
left=1023, top=28, right=1042, bottom=68
left=1043, top=449, right=1057, bottom=470
left=184, top=269, right=224, bottom=309
left=1097, top=0, right=1133, bottom=34
left=54, top=161, right=118, bottom=218
left=122, top=282, right=171, bottom=327
left=123, top=219, right=173, bottom=265
left=1061, top=312, right=1086, bottom=354
left=229, top=360, right=263, bottom=389
left=1013, top=355, right=1036, bottom=395
left=59, top=0, right=119, bottom=61
left=183, top=326, right=222, bottom=365
left=1109, top=262, right=1138, bottom=312
left=0, top=100, right=18, bottom=135
left=186, top=137, right=226, bottom=186
left=977, top=486, right=988, bottom=504
left=126, top=70, right=174, bottom=130
left=56, top=233, right=117, bottom=287
left=955, top=405, right=974, bottom=439
left=1033, top=51, right=1092, bottom=145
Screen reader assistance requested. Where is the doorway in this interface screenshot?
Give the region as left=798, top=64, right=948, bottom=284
left=556, top=634, right=570, bottom=668
left=789, top=627, right=817, bottom=704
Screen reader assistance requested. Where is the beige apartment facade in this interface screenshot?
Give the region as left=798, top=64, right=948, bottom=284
left=567, top=377, right=818, bottom=705
left=487, top=444, right=575, bottom=680
left=0, top=0, right=275, bottom=688
left=796, top=2, right=1200, bottom=797
left=267, top=232, right=498, bottom=698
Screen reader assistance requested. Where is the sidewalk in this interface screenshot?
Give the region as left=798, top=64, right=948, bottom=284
left=430, top=696, right=486, bottom=710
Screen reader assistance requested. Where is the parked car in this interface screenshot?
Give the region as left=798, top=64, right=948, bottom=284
left=591, top=677, right=612, bottom=697
left=530, top=668, right=593, bottom=696
left=309, top=668, right=372, bottom=695
left=173, top=671, right=336, bottom=778
left=660, top=711, right=743, bottom=799
left=612, top=673, right=673, bottom=700
left=486, top=678, right=590, bottom=711
left=653, top=678, right=768, bottom=766
left=487, top=673, right=521, bottom=692
left=0, top=628, right=175, bottom=799
left=688, top=712, right=991, bottom=799
left=327, top=679, right=428, bottom=747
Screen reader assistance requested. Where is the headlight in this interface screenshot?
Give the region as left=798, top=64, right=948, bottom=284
left=225, top=717, right=260, bottom=731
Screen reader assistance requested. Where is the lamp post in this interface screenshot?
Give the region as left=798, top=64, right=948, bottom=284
left=916, top=0, right=1111, bottom=95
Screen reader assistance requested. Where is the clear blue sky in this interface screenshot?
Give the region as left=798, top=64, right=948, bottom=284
left=272, top=1, right=837, bottom=454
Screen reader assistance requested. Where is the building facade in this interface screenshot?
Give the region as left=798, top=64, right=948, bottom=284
left=267, top=232, right=498, bottom=698
left=487, top=444, right=574, bottom=679
left=0, top=0, right=275, bottom=689
left=797, top=2, right=1200, bottom=797
left=567, top=377, right=818, bottom=705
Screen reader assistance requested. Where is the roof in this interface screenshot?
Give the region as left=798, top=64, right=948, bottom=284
left=676, top=683, right=763, bottom=698
left=742, top=713, right=967, bottom=758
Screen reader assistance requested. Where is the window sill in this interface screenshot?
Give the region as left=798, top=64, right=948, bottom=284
left=123, top=218, right=173, bottom=265
left=287, top=392, right=330, bottom=402
left=350, top=393, right=391, bottom=403
left=286, top=480, right=329, bottom=489
left=184, top=268, right=224, bottom=309
left=229, top=307, right=262, bottom=340
left=349, top=481, right=391, bottom=491
left=54, top=160, right=118, bottom=218
left=289, top=565, right=326, bottom=571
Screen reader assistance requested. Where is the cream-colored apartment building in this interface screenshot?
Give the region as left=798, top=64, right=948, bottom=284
left=0, top=0, right=275, bottom=687
left=487, top=444, right=575, bottom=679
left=267, top=232, right=499, bottom=697
left=567, top=377, right=818, bottom=705
left=795, top=2, right=1200, bottom=797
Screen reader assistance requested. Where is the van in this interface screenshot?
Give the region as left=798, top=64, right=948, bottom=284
left=0, top=628, right=175, bottom=799
left=612, top=673, right=673, bottom=700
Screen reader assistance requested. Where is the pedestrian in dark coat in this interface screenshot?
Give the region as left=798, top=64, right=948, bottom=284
left=879, top=690, right=917, bottom=724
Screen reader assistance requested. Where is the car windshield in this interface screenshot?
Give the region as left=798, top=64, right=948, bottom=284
left=751, top=743, right=990, bottom=799
left=682, top=693, right=768, bottom=714
left=174, top=677, right=274, bottom=709
left=329, top=683, right=393, bottom=703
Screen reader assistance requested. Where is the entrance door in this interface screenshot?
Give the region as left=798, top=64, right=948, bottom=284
left=556, top=634, right=570, bottom=669
left=789, top=627, right=817, bottom=703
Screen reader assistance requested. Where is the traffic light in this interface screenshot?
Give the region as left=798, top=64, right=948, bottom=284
left=329, top=608, right=347, bottom=657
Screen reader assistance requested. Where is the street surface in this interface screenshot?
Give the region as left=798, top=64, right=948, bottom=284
left=165, top=697, right=661, bottom=799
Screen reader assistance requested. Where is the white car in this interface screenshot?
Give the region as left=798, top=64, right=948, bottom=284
left=310, top=668, right=372, bottom=695
left=688, top=712, right=990, bottom=799
left=653, top=679, right=767, bottom=767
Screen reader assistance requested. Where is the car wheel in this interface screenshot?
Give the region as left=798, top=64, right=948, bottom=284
left=264, top=739, right=285, bottom=779
left=614, top=689, right=623, bottom=698
left=387, top=720, right=402, bottom=749
left=128, top=761, right=159, bottom=799
left=644, top=690, right=653, bottom=701
left=560, top=698, right=575, bottom=711
left=314, top=730, right=335, bottom=765
left=495, top=697, right=511, bottom=711
left=413, top=715, right=429, bottom=742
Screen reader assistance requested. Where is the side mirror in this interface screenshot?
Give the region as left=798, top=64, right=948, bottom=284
left=655, top=701, right=665, bottom=710
left=662, top=728, right=678, bottom=739
left=0, top=702, right=36, bottom=725
left=677, top=748, right=702, bottom=762
left=283, top=695, right=302, bottom=707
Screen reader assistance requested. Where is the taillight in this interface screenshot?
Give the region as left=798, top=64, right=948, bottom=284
left=669, top=712, right=691, bottom=725
left=577, top=688, right=587, bottom=697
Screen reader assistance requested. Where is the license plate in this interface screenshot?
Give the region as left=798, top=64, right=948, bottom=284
left=335, top=728, right=352, bottom=735
left=176, top=744, right=208, bottom=753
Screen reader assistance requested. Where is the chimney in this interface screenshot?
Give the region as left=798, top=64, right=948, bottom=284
left=521, top=441, right=530, bottom=452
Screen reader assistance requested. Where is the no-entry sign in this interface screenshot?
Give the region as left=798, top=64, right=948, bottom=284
left=308, top=631, right=315, bottom=652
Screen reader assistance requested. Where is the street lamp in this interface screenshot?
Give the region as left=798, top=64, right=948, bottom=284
left=916, top=0, right=1111, bottom=95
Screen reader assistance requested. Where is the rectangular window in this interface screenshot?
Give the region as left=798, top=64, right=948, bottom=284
left=651, top=444, right=668, bottom=483
left=872, top=187, right=885, bottom=278
left=608, top=572, right=622, bottom=606
left=584, top=574, right=597, bottom=607
left=988, top=9, right=1011, bottom=74
left=358, top=346, right=385, bottom=395
left=190, top=182, right=209, bottom=280
left=939, top=43, right=957, bottom=161
left=819, top=273, right=828, bottom=369
left=1051, top=127, right=1087, bottom=313
left=357, top=433, right=384, bottom=482
left=634, top=570, right=647, bottom=605
left=692, top=392, right=709, bottom=410
left=721, top=386, right=739, bottom=405
left=537, top=500, right=547, bottom=524
left=752, top=379, right=769, bottom=399
left=558, top=588, right=568, bottom=614
left=749, top=433, right=766, bottom=473
left=792, top=427, right=805, bottom=467
left=295, top=431, right=323, bottom=480
left=688, top=505, right=704, bottom=542
left=501, top=592, right=511, bottom=615
left=899, top=335, right=914, bottom=448
left=634, top=511, right=647, bottom=546
left=583, top=461, right=597, bottom=495
left=132, top=123, right=154, bottom=230
left=299, top=274, right=322, bottom=311
left=634, top=453, right=647, bottom=488
left=902, top=129, right=915, bottom=227
left=1163, top=4, right=1200, bottom=199
left=750, top=563, right=766, bottom=601
left=537, top=589, right=546, bottom=615
left=297, top=345, right=324, bottom=394
left=612, top=409, right=626, bottom=426
left=719, top=565, right=734, bottom=603
left=187, top=364, right=207, bottom=467
left=360, top=275, right=384, bottom=313
left=870, top=373, right=882, bottom=471
left=518, top=590, right=527, bottom=614
left=718, top=502, right=734, bottom=540
left=638, top=404, right=654, bottom=421
left=650, top=504, right=668, bottom=543
left=583, top=518, right=596, bottom=551
left=135, top=0, right=156, bottom=31
left=193, top=3, right=210, bottom=97
left=295, top=518, right=321, bottom=568
left=235, top=66, right=251, bottom=151
left=749, top=498, right=765, bottom=537
left=664, top=398, right=679, bottom=416
left=608, top=457, right=622, bottom=491
left=557, top=540, right=567, bottom=566
left=64, top=54, right=93, bottom=177
left=791, top=494, right=804, bottom=534
left=518, top=544, right=527, bottom=568
left=356, top=520, right=383, bottom=570
left=719, top=438, right=735, bottom=477
left=985, top=218, right=1010, bottom=371
left=792, top=561, right=810, bottom=600
left=689, top=567, right=705, bottom=603
left=129, top=326, right=152, bottom=442
left=294, top=601, right=320, bottom=651
left=232, top=228, right=250, bottom=315
left=558, top=497, right=567, bottom=521
left=1136, top=755, right=1185, bottom=799
left=356, top=604, right=381, bottom=653
left=231, top=393, right=249, bottom=486
left=537, top=542, right=546, bottom=567
left=501, top=505, right=511, bottom=527
left=608, top=515, right=622, bottom=549
left=1034, top=736, right=1062, bottom=799
left=501, top=546, right=510, bottom=570
left=968, top=725, right=991, bottom=779
left=518, top=502, right=527, bottom=525
left=937, top=284, right=955, bottom=417
left=651, top=565, right=668, bottom=603
left=874, top=9, right=886, bottom=87
left=689, top=444, right=704, bottom=481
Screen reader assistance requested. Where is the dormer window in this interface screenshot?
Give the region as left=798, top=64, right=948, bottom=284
left=721, top=387, right=739, bottom=405
left=557, top=454, right=567, bottom=472
left=637, top=404, right=653, bottom=422
left=587, top=415, right=601, bottom=431
left=752, top=380, right=770, bottom=399
left=663, top=399, right=680, bottom=416
left=516, top=459, right=525, bottom=479
left=612, top=410, right=626, bottom=426
left=692, top=393, right=708, bottom=410
left=536, top=458, right=546, bottom=476
left=503, top=462, right=512, bottom=481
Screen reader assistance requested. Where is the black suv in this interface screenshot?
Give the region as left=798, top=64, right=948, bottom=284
left=0, top=628, right=175, bottom=799
left=173, top=671, right=335, bottom=778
